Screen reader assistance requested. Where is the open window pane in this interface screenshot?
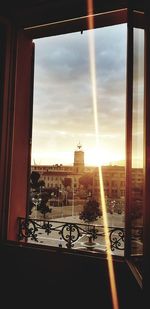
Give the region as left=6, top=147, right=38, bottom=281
left=26, top=23, right=127, bottom=255
left=131, top=27, right=144, bottom=271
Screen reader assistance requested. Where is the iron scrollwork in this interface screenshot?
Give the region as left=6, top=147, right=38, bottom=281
left=18, top=218, right=39, bottom=241
left=18, top=217, right=125, bottom=253
left=109, top=228, right=125, bottom=251
left=60, top=223, right=80, bottom=248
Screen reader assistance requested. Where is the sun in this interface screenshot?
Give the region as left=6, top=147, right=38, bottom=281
left=85, top=147, right=124, bottom=166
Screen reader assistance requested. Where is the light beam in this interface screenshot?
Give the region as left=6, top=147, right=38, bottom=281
left=87, top=1, right=119, bottom=308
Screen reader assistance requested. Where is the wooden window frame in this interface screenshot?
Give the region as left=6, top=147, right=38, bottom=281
left=0, top=6, right=149, bottom=292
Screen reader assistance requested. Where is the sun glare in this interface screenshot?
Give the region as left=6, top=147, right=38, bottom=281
left=32, top=147, right=125, bottom=166
left=85, top=148, right=124, bottom=166
left=87, top=1, right=119, bottom=308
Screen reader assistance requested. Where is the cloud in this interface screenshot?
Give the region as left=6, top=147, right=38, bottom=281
left=32, top=24, right=127, bottom=164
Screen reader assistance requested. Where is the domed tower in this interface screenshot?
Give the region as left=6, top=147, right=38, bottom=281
left=74, top=143, right=84, bottom=173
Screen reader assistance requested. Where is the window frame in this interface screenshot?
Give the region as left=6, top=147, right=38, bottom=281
left=0, top=6, right=149, bottom=292
left=25, top=8, right=128, bottom=256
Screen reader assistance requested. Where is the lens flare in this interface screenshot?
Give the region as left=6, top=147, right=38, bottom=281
left=87, top=1, right=119, bottom=308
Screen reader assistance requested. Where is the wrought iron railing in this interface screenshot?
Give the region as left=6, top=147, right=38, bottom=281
left=18, top=217, right=125, bottom=253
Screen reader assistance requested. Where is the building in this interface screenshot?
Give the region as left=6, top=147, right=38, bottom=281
left=31, top=144, right=94, bottom=192
left=31, top=145, right=144, bottom=218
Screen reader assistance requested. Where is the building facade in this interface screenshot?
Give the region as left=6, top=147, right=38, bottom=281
left=31, top=144, right=143, bottom=215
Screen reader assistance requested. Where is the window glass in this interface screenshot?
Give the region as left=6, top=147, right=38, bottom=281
left=27, top=24, right=127, bottom=255
left=131, top=28, right=144, bottom=272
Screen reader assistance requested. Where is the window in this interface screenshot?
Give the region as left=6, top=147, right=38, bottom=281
left=126, top=24, right=144, bottom=283
left=27, top=20, right=127, bottom=256
left=1, top=5, right=149, bottom=291
left=125, top=11, right=146, bottom=285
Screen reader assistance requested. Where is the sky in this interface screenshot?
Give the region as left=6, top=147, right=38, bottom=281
left=31, top=23, right=127, bottom=166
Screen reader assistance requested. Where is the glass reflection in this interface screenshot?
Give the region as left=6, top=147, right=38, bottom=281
left=131, top=28, right=144, bottom=264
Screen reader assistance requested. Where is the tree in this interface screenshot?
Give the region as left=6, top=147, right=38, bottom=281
left=28, top=196, right=35, bottom=216
left=37, top=192, right=51, bottom=219
left=79, top=199, right=102, bottom=248
left=38, top=180, right=45, bottom=191
left=30, top=171, right=45, bottom=191
left=79, top=199, right=102, bottom=223
left=29, top=171, right=48, bottom=217
left=30, top=171, right=41, bottom=190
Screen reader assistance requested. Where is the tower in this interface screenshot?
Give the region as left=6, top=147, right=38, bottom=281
left=74, top=143, right=84, bottom=173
